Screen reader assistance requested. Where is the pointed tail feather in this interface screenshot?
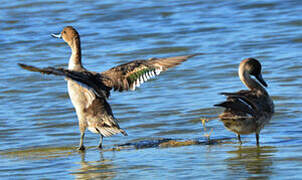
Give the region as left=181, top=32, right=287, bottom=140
left=96, top=126, right=128, bottom=137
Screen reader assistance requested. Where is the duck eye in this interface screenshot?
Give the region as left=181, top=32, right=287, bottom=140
left=63, top=31, right=66, bottom=34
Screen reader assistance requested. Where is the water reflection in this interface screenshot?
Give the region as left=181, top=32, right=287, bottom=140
left=225, top=146, right=277, bottom=178
left=71, top=152, right=116, bottom=180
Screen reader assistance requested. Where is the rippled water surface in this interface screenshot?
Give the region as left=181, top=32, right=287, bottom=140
left=1, top=0, right=302, bottom=179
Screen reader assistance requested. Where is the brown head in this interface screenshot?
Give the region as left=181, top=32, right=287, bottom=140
left=239, top=58, right=267, bottom=87
left=51, top=26, right=81, bottom=48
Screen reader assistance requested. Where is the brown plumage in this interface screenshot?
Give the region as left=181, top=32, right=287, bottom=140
left=214, top=58, right=274, bottom=146
left=19, top=26, right=201, bottom=150
left=101, top=55, right=200, bottom=91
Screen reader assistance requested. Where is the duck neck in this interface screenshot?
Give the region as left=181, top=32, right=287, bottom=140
left=238, top=64, right=266, bottom=94
left=68, top=37, right=83, bottom=70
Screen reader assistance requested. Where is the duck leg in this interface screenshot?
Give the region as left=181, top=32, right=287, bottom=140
left=78, top=132, right=85, bottom=151
left=98, top=135, right=104, bottom=149
left=256, top=133, right=260, bottom=146
left=237, top=134, right=242, bottom=144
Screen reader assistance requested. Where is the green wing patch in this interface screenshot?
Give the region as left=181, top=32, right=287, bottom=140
left=127, top=67, right=155, bottom=84
left=126, top=66, right=158, bottom=90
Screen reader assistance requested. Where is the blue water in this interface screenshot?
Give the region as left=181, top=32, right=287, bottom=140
left=1, top=0, right=302, bottom=179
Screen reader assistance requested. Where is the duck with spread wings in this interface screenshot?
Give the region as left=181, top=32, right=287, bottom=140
left=19, top=26, right=201, bottom=150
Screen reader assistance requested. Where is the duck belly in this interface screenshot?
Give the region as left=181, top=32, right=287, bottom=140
left=220, top=113, right=257, bottom=135
left=67, top=81, right=89, bottom=109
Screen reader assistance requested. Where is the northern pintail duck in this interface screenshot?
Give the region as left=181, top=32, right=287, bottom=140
left=214, top=58, right=274, bottom=145
left=19, top=26, right=200, bottom=150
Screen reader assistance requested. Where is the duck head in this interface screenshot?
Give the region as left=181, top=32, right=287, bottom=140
left=51, top=26, right=80, bottom=48
left=241, top=58, right=268, bottom=87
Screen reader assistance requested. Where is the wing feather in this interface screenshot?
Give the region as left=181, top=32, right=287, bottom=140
left=101, top=54, right=202, bottom=92
left=18, top=63, right=111, bottom=98
left=215, top=90, right=259, bottom=117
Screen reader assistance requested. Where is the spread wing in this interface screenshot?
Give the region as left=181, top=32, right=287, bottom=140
left=101, top=54, right=202, bottom=92
left=18, top=63, right=111, bottom=98
left=18, top=53, right=201, bottom=97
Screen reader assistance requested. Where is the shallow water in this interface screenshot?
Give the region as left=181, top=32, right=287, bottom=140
left=1, top=0, right=302, bottom=179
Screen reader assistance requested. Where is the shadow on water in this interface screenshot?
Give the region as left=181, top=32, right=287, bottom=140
left=225, top=146, right=277, bottom=179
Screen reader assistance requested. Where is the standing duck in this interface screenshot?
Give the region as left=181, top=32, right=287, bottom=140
left=19, top=26, right=200, bottom=150
left=214, top=58, right=274, bottom=145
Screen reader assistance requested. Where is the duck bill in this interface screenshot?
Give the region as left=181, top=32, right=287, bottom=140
left=256, top=74, right=268, bottom=87
left=51, top=33, right=62, bottom=39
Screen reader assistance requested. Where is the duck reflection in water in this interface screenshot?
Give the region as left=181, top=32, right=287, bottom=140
left=71, top=152, right=116, bottom=179
left=226, top=146, right=276, bottom=177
